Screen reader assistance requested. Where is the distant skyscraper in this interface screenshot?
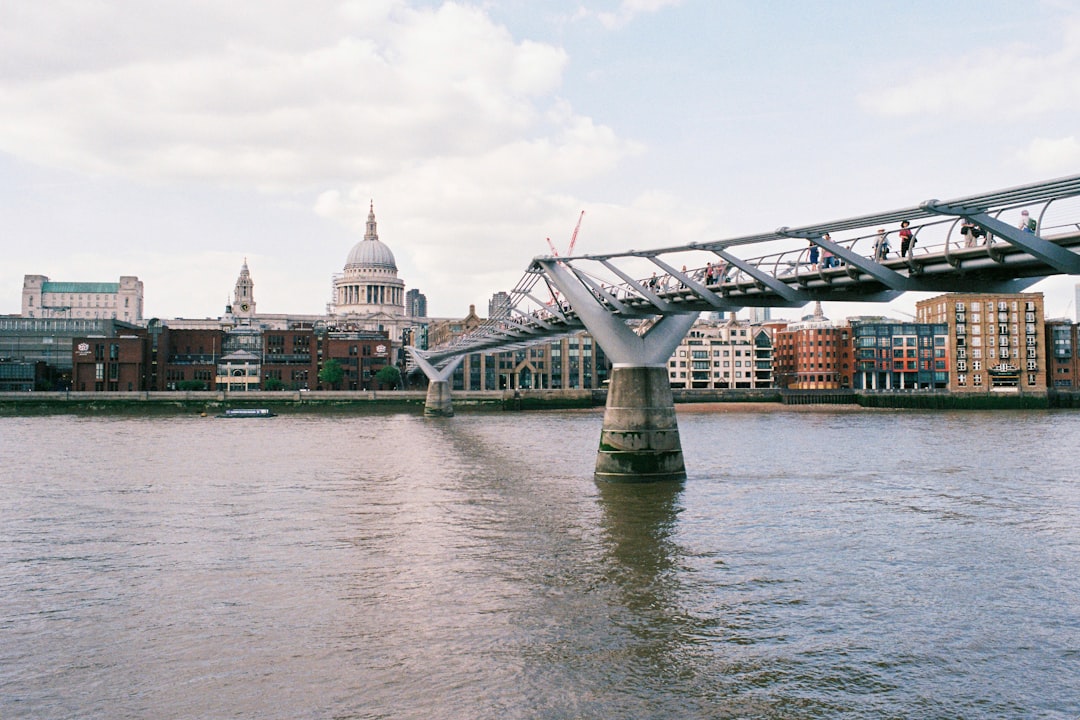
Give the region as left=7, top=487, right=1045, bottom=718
left=749, top=306, right=771, bottom=324
left=489, top=291, right=511, bottom=318
left=406, top=288, right=427, bottom=318
left=1075, top=283, right=1080, bottom=323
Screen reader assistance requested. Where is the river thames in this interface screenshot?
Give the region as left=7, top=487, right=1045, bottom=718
left=1, top=407, right=1078, bottom=719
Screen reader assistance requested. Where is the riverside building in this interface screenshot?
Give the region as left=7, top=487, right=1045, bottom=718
left=849, top=318, right=950, bottom=391
left=667, top=316, right=774, bottom=389
left=773, top=303, right=853, bottom=390
left=1046, top=318, right=1080, bottom=388
left=915, top=293, right=1047, bottom=394
left=425, top=304, right=609, bottom=391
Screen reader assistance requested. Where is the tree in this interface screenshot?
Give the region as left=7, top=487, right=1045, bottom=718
left=177, top=379, right=207, bottom=391
left=318, top=359, right=344, bottom=389
left=374, top=365, right=401, bottom=390
left=263, top=377, right=285, bottom=391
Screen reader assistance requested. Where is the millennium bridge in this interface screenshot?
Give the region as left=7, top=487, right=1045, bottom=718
left=410, top=173, right=1080, bottom=482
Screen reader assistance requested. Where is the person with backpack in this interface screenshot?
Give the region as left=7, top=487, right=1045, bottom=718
left=899, top=220, right=915, bottom=257
left=1020, top=210, right=1037, bottom=234
left=873, top=228, right=890, bottom=260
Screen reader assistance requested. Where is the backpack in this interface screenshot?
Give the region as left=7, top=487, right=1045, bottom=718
left=1027, top=217, right=1037, bottom=232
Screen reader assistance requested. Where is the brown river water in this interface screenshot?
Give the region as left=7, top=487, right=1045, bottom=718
left=2, top=407, right=1078, bottom=719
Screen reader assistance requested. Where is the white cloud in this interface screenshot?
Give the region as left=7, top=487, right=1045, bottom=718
left=859, top=17, right=1080, bottom=119
left=583, top=0, right=682, bottom=30
left=1016, top=136, right=1080, bottom=175
left=0, top=2, right=571, bottom=190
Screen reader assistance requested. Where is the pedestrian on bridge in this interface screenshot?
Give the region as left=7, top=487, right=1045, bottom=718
left=808, top=240, right=819, bottom=269
left=874, top=228, right=890, bottom=260
left=899, top=220, right=915, bottom=257
left=1020, top=210, right=1036, bottom=234
left=961, top=219, right=977, bottom=247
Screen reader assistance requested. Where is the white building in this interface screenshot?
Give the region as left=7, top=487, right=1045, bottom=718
left=21, top=274, right=143, bottom=323
left=668, top=316, right=774, bottom=389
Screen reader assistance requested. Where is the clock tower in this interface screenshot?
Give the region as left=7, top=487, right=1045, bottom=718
left=232, top=259, right=256, bottom=318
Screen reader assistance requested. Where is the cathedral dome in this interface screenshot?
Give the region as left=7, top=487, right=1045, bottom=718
left=345, top=238, right=397, bottom=271
left=344, top=202, right=397, bottom=272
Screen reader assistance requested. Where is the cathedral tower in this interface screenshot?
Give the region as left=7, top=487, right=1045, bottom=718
left=233, top=258, right=256, bottom=318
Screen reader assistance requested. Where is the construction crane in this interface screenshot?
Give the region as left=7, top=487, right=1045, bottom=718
left=546, top=210, right=585, bottom=258
left=544, top=211, right=585, bottom=304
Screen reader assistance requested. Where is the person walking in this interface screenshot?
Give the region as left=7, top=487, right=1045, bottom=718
left=873, top=228, right=890, bottom=260
left=899, top=220, right=915, bottom=257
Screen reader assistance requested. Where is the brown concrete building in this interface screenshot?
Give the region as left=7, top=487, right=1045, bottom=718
left=916, top=293, right=1047, bottom=394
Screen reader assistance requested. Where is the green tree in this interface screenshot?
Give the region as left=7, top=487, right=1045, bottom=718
left=374, top=365, right=401, bottom=390
left=318, top=359, right=344, bottom=389
left=177, top=380, right=207, bottom=391
left=263, top=377, right=285, bottom=391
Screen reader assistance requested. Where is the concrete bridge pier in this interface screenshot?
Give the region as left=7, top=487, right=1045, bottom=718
left=423, top=379, right=455, bottom=417
left=409, top=351, right=463, bottom=417
left=597, top=364, right=686, bottom=482
left=537, top=258, right=699, bottom=482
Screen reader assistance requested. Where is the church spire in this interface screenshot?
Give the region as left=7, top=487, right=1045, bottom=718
left=365, top=201, right=379, bottom=242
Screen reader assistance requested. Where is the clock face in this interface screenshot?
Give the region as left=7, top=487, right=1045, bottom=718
left=240, top=303, right=250, bottom=311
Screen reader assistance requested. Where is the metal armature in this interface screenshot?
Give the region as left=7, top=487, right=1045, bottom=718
left=413, top=173, right=1080, bottom=366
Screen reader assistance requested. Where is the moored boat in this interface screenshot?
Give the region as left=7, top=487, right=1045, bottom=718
left=216, top=408, right=277, bottom=418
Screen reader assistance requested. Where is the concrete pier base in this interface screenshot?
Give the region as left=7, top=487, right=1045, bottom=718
left=595, top=365, right=686, bottom=483
left=424, top=380, right=454, bottom=417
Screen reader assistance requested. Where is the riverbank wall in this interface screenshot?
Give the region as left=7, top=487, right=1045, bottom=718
left=3, top=388, right=1077, bottom=415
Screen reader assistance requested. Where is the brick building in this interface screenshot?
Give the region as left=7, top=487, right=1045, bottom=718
left=71, top=333, right=149, bottom=392
left=773, top=303, right=852, bottom=390
left=916, top=293, right=1047, bottom=394
left=1046, top=319, right=1080, bottom=389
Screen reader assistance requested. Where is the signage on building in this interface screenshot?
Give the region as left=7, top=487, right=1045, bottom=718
left=76, top=342, right=90, bottom=356
left=375, top=344, right=387, bottom=356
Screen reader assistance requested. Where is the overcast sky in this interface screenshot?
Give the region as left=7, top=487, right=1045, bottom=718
left=4, top=0, right=1080, bottom=322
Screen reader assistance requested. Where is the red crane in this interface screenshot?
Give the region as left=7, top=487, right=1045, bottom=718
left=546, top=210, right=585, bottom=258
left=544, top=211, right=585, bottom=304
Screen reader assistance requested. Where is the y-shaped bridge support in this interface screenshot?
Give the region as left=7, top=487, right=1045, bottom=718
left=538, top=259, right=699, bottom=482
left=409, top=351, right=464, bottom=417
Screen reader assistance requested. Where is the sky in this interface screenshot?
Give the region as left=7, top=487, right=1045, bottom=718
left=4, top=0, right=1080, bottom=323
